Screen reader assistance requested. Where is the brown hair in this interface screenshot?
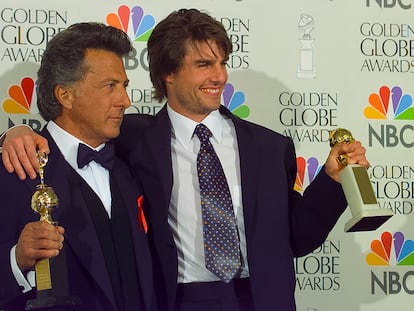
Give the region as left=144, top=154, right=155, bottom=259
left=147, top=8, right=232, bottom=102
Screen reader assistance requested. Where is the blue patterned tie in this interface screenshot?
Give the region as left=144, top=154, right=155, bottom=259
left=194, top=123, right=241, bottom=282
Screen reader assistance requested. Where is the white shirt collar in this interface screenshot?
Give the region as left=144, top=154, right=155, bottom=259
left=46, top=121, right=105, bottom=168
left=166, top=104, right=224, bottom=148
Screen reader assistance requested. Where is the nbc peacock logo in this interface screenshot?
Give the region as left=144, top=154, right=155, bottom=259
left=364, top=85, right=414, bottom=120
left=294, top=156, right=322, bottom=193
left=222, top=83, right=250, bottom=119
left=2, top=77, right=36, bottom=114
left=368, top=231, right=414, bottom=295
left=366, top=231, right=414, bottom=266
left=106, top=5, right=155, bottom=42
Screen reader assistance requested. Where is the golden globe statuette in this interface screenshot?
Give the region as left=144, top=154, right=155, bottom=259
left=329, top=129, right=393, bottom=232
left=25, top=153, right=80, bottom=310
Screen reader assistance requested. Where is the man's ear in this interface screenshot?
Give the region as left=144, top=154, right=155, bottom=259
left=164, top=73, right=173, bottom=84
left=54, top=85, right=74, bottom=109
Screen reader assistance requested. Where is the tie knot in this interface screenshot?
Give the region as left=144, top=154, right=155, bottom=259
left=194, top=124, right=212, bottom=144
left=77, top=142, right=115, bottom=170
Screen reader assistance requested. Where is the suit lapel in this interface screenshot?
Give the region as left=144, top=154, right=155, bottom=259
left=146, top=106, right=174, bottom=214
left=41, top=129, right=117, bottom=310
left=219, top=106, right=259, bottom=237
left=110, top=158, right=153, bottom=310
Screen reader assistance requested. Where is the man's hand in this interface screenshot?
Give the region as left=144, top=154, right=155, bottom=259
left=15, top=221, right=64, bottom=272
left=2, top=126, right=49, bottom=180
left=324, top=140, right=370, bottom=183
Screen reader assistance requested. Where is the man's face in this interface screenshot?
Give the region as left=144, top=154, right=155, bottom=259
left=60, top=49, right=130, bottom=147
left=165, top=40, right=228, bottom=122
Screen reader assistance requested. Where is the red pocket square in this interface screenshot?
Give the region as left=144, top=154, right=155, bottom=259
left=137, top=195, right=148, bottom=234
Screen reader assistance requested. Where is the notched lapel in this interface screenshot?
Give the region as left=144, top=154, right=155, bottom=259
left=227, top=111, right=260, bottom=237
left=145, top=107, right=174, bottom=213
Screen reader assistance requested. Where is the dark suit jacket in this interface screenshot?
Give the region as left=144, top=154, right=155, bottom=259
left=117, top=105, right=348, bottom=311
left=0, top=128, right=154, bottom=311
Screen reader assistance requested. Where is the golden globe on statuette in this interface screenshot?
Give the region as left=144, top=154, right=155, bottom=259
left=329, top=128, right=393, bottom=232
left=25, top=152, right=80, bottom=310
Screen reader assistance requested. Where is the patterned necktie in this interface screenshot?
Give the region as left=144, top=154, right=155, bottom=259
left=194, top=123, right=241, bottom=282
left=77, top=142, right=115, bottom=170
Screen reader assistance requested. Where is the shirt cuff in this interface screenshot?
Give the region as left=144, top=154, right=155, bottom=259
left=10, top=245, right=35, bottom=293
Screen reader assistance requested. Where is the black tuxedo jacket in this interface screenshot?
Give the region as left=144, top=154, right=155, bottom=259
left=0, top=128, right=154, bottom=311
left=119, top=105, right=348, bottom=311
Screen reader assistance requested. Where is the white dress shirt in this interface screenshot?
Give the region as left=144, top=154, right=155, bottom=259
left=11, top=120, right=112, bottom=292
left=167, top=105, right=250, bottom=283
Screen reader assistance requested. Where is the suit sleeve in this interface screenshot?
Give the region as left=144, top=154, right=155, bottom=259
left=285, top=138, right=348, bottom=257
left=0, top=171, right=36, bottom=308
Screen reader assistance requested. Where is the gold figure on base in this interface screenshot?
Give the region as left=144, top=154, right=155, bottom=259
left=329, top=128, right=393, bottom=232
left=26, top=152, right=80, bottom=310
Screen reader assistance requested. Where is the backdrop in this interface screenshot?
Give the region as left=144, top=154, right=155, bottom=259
left=1, top=1, right=413, bottom=310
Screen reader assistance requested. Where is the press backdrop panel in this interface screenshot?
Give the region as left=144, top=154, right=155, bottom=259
left=1, top=1, right=413, bottom=310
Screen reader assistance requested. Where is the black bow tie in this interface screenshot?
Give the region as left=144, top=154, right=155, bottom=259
left=77, top=142, right=115, bottom=170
